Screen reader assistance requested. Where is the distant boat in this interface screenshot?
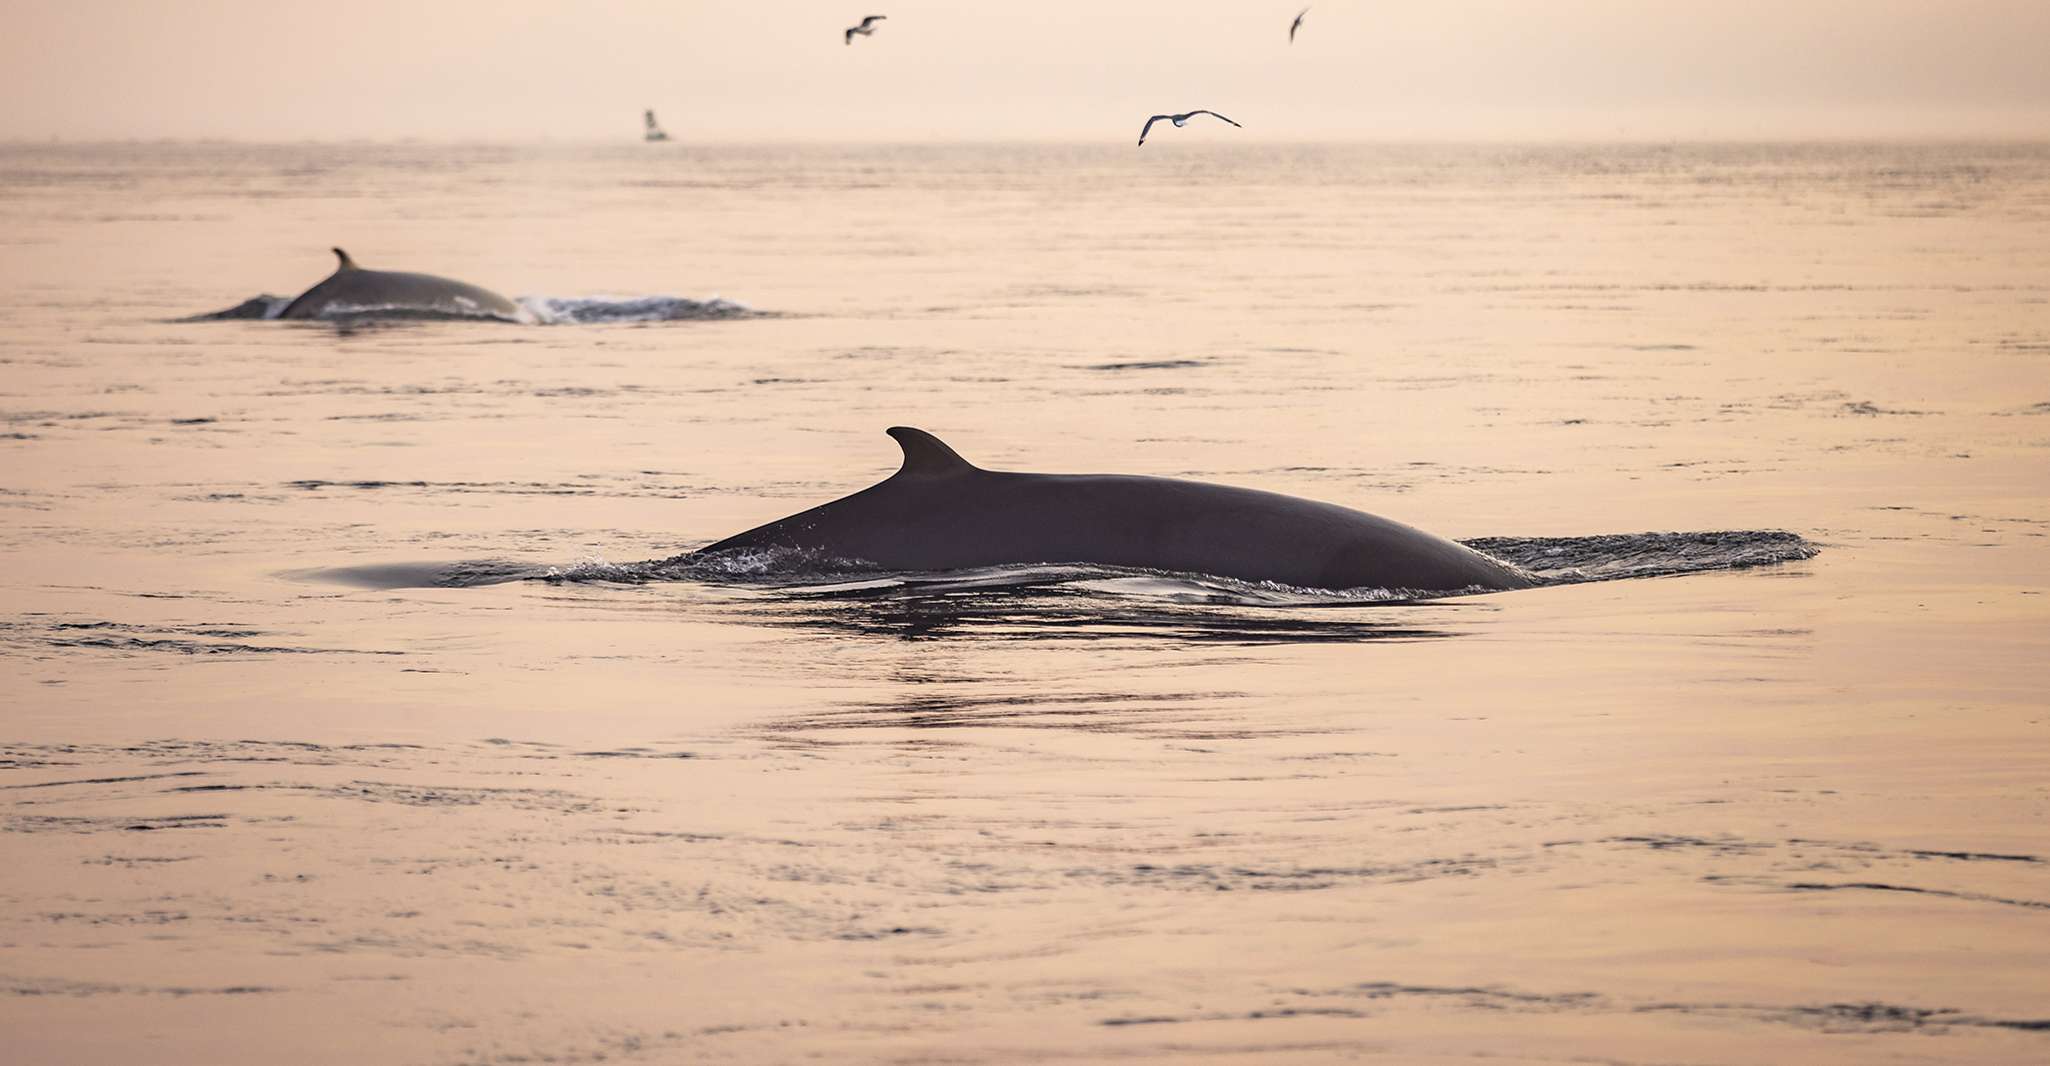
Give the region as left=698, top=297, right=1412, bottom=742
left=644, top=110, right=671, bottom=142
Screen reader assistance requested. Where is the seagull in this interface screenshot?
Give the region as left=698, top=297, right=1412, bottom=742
left=1290, top=7, right=1309, bottom=43
left=1137, top=110, right=1243, bottom=147
left=844, top=15, right=886, bottom=44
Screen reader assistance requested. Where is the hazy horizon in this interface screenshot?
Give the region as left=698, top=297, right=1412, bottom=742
left=5, top=1, right=2048, bottom=142
left=10, top=133, right=2050, bottom=146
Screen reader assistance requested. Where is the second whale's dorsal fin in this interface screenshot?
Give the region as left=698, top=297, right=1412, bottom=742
left=331, top=247, right=358, bottom=272
left=887, top=426, right=977, bottom=479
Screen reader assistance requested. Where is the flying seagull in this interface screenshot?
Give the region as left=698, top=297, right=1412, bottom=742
left=1290, top=7, right=1309, bottom=43
left=844, top=15, right=886, bottom=44
left=1137, top=110, right=1243, bottom=147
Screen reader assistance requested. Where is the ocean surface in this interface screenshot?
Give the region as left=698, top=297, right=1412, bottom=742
left=2, top=141, right=2047, bottom=1064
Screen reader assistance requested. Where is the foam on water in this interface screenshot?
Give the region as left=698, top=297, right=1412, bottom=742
left=1463, top=530, right=1820, bottom=584
left=516, top=294, right=755, bottom=324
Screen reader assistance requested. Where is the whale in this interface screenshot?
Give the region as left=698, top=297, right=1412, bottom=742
left=277, top=248, right=520, bottom=321
left=695, top=428, right=1534, bottom=593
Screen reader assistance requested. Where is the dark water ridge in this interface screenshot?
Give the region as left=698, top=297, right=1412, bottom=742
left=182, top=292, right=761, bottom=324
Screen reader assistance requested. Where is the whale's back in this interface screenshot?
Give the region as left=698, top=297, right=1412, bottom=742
left=700, top=430, right=1530, bottom=593
left=279, top=251, right=519, bottom=321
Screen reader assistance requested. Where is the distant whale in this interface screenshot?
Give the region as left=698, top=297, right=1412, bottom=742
left=695, top=428, right=1534, bottom=593
left=277, top=248, right=520, bottom=321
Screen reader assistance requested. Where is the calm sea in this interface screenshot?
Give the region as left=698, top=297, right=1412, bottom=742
left=3, top=141, right=2047, bottom=1063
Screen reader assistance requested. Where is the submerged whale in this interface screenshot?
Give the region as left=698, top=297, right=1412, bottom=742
left=696, top=428, right=1533, bottom=593
left=277, top=248, right=520, bottom=321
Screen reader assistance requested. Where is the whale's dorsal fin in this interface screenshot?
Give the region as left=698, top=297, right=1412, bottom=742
left=331, top=247, right=358, bottom=272
left=887, top=426, right=976, bottom=479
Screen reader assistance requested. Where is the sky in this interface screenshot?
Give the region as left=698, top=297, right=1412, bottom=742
left=4, top=1, right=2049, bottom=141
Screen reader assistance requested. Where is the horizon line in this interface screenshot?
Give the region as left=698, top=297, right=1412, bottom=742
left=7, top=134, right=2050, bottom=148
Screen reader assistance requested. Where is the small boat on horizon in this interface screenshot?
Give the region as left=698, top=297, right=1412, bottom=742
left=644, top=109, right=671, bottom=142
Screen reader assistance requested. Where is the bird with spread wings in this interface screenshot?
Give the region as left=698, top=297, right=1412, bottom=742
left=844, top=15, right=886, bottom=44
left=1137, top=110, right=1244, bottom=147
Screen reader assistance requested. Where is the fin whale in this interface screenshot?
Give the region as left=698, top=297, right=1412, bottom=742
left=696, top=428, right=1533, bottom=593
left=278, top=248, right=520, bottom=321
